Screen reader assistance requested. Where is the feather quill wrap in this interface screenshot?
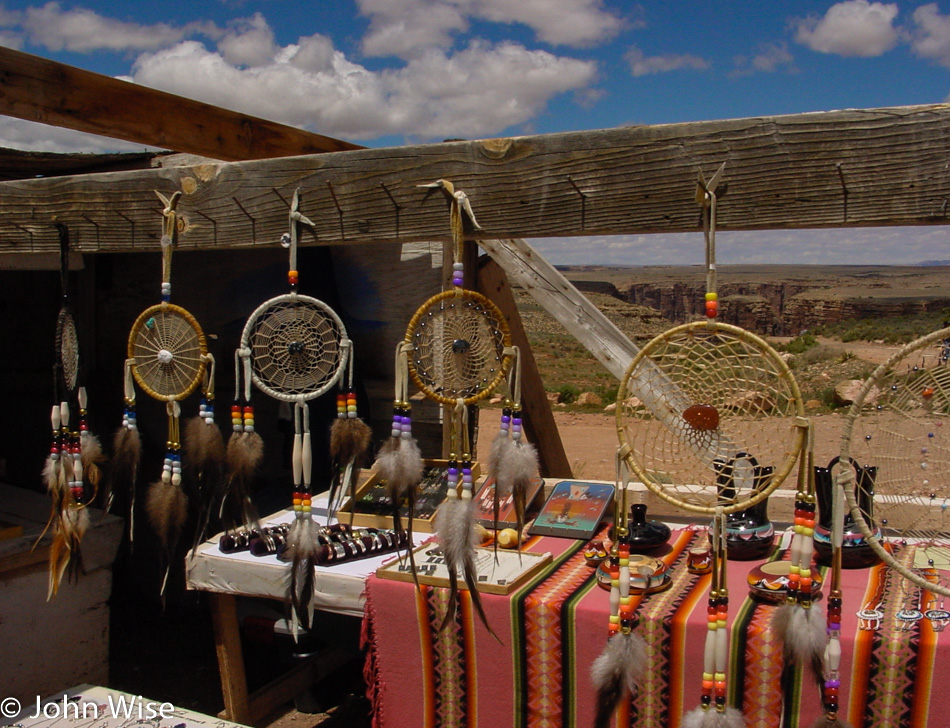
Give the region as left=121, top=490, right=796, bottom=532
left=591, top=631, right=647, bottom=728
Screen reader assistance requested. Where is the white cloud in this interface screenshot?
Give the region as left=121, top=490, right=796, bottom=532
left=127, top=37, right=596, bottom=142
left=358, top=0, right=468, bottom=60
left=733, top=41, right=796, bottom=76
left=357, top=0, right=623, bottom=59
left=20, top=2, right=192, bottom=52
left=624, top=46, right=708, bottom=77
left=794, top=0, right=899, bottom=58
left=474, top=0, right=624, bottom=47
left=0, top=116, right=155, bottom=153
left=911, top=3, right=950, bottom=68
left=217, top=13, right=278, bottom=68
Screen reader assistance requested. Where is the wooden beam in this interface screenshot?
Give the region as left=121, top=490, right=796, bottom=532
left=0, top=46, right=362, bottom=162
left=2, top=102, right=950, bottom=254
left=477, top=255, right=573, bottom=478
left=478, top=239, right=638, bottom=381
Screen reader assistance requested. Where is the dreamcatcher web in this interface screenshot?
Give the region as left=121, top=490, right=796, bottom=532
left=617, top=320, right=805, bottom=514
left=841, top=326, right=950, bottom=594
left=407, top=289, right=510, bottom=405
left=243, top=294, right=347, bottom=402
left=128, top=303, right=206, bottom=401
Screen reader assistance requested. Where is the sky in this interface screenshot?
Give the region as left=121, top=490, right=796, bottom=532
left=0, top=0, right=949, bottom=265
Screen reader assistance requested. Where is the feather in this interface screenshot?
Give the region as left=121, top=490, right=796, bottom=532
left=491, top=436, right=539, bottom=549
left=184, top=416, right=226, bottom=551
left=330, top=416, right=372, bottom=468
left=221, top=430, right=263, bottom=532
left=285, top=517, right=318, bottom=634
left=434, top=496, right=498, bottom=640
left=328, top=416, right=372, bottom=522
left=47, top=503, right=89, bottom=599
left=146, top=479, right=189, bottom=550
left=375, top=436, right=423, bottom=501
left=105, top=425, right=141, bottom=529
left=80, top=430, right=105, bottom=492
left=774, top=602, right=827, bottom=668
left=488, top=433, right=517, bottom=497
left=591, top=631, right=648, bottom=728
left=681, top=706, right=746, bottom=728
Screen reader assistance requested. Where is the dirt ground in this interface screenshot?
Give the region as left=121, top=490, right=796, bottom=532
left=477, top=336, right=902, bottom=483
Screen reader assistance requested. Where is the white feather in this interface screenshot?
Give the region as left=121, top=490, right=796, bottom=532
left=375, top=437, right=423, bottom=496
left=434, top=497, right=476, bottom=568
left=495, top=440, right=539, bottom=496
left=774, top=603, right=826, bottom=663
left=590, top=631, right=647, bottom=695
left=489, top=433, right=517, bottom=496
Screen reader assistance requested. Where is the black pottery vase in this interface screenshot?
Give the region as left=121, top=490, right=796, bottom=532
left=813, top=456, right=880, bottom=569
left=627, top=503, right=671, bottom=552
left=716, top=453, right=776, bottom=560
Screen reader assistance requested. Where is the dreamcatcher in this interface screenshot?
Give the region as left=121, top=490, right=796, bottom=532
left=376, top=179, right=517, bottom=633
left=829, top=326, right=950, bottom=725
left=42, top=222, right=105, bottom=598
left=601, top=164, right=809, bottom=727
left=233, top=189, right=362, bottom=632
left=118, top=191, right=217, bottom=594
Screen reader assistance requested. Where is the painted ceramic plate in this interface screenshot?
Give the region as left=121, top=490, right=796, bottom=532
left=595, top=554, right=672, bottom=594
left=747, top=560, right=823, bottom=603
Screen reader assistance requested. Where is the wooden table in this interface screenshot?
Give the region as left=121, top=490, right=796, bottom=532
left=185, top=509, right=425, bottom=725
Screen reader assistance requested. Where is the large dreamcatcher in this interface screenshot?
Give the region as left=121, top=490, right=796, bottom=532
left=116, top=191, right=217, bottom=594
left=42, top=222, right=105, bottom=598
left=231, top=190, right=365, bottom=632
left=829, top=325, right=950, bottom=726
left=375, top=179, right=523, bottom=634
left=594, top=165, right=809, bottom=728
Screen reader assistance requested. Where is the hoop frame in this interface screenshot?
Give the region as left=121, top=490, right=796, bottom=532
left=404, top=288, right=513, bottom=406
left=240, top=292, right=350, bottom=402
left=128, top=302, right=208, bottom=402
left=616, top=319, right=807, bottom=515
left=55, top=306, right=80, bottom=395
left=840, top=325, right=950, bottom=597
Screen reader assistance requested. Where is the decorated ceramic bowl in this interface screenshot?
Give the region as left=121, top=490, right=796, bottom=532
left=747, top=560, right=823, bottom=603
left=595, top=554, right=672, bottom=594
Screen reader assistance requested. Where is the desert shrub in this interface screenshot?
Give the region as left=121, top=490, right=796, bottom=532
left=782, top=332, right=819, bottom=354
left=816, top=313, right=947, bottom=345
left=557, top=384, right=580, bottom=404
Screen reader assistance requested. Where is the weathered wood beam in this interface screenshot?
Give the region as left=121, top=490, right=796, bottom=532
left=0, top=46, right=362, bottom=162
left=2, top=102, right=949, bottom=254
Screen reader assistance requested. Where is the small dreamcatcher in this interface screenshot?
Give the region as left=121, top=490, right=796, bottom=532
left=42, top=222, right=105, bottom=598
left=118, top=191, right=217, bottom=594
left=599, top=165, right=809, bottom=727
left=232, top=190, right=364, bottom=632
left=375, top=179, right=520, bottom=634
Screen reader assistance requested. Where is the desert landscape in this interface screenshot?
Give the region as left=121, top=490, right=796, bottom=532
left=478, top=264, right=950, bottom=483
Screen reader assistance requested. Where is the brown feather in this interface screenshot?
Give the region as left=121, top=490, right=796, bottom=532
left=185, top=416, right=226, bottom=479
left=146, top=479, right=189, bottom=550
left=330, top=417, right=372, bottom=467
left=221, top=431, right=263, bottom=531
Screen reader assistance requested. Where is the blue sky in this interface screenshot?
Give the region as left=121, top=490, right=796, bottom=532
left=1, top=0, right=948, bottom=265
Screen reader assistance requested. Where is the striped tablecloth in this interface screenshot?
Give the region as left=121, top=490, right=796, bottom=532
left=362, top=528, right=947, bottom=728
